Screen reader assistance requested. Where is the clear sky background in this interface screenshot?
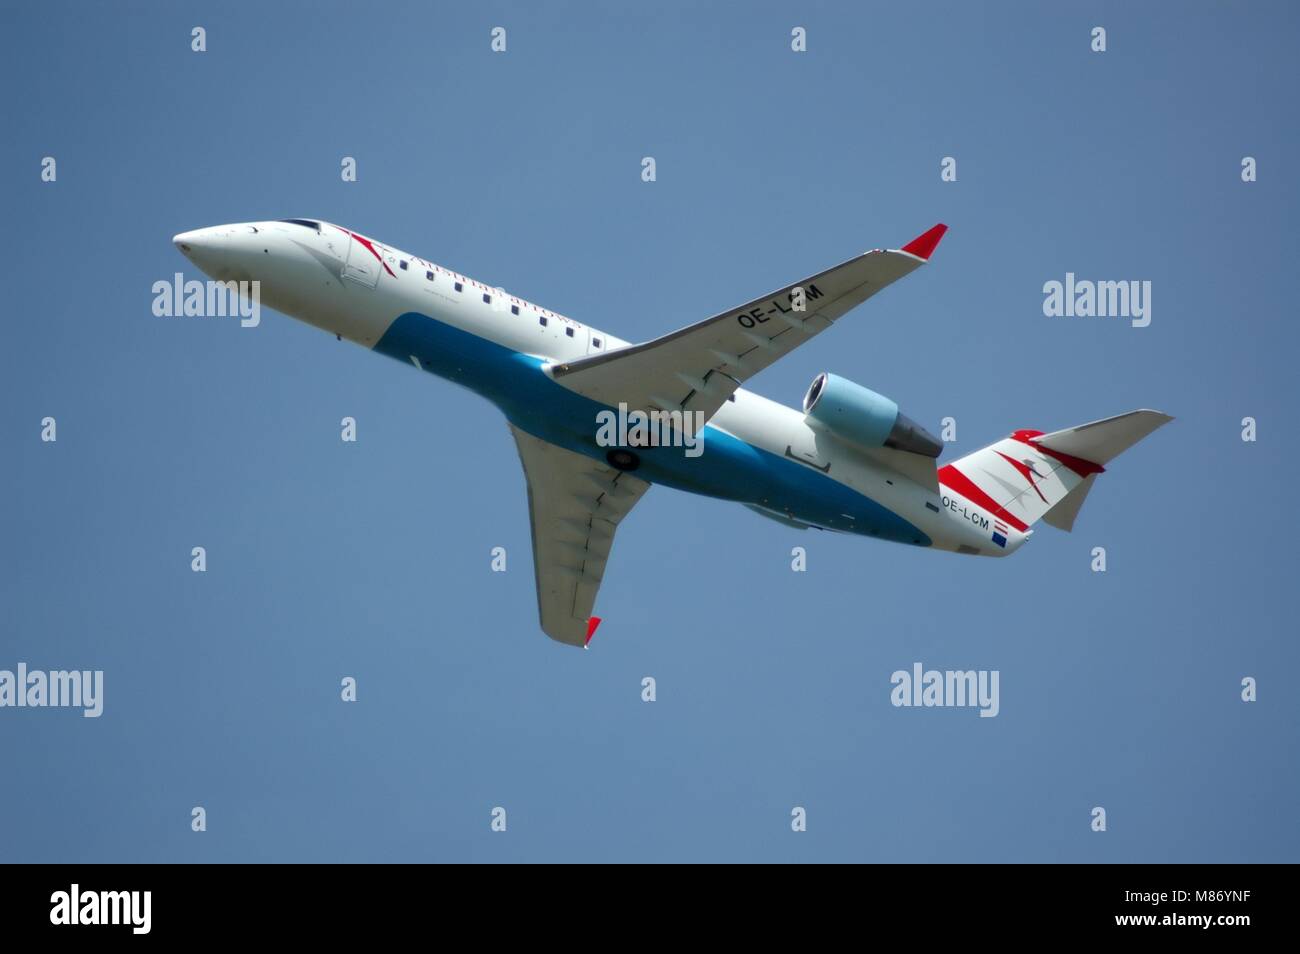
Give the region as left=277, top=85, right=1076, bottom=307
left=2, top=1, right=1297, bottom=862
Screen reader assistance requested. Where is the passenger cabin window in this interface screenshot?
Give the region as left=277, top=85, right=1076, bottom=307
left=426, top=271, right=434, bottom=281
left=454, top=282, right=463, bottom=292
left=399, top=260, right=408, bottom=270
left=482, top=293, right=491, bottom=304
left=510, top=305, right=519, bottom=316
left=565, top=327, right=574, bottom=337
left=592, top=337, right=602, bottom=348
left=539, top=316, right=548, bottom=327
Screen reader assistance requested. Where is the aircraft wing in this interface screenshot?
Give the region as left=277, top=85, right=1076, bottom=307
left=549, top=224, right=947, bottom=426
left=510, top=424, right=650, bottom=647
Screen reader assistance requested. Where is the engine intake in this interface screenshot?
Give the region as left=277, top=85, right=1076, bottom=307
left=803, top=372, right=942, bottom=458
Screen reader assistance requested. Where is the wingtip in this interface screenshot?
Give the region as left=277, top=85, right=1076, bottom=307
left=900, top=223, right=948, bottom=261
left=584, top=616, right=602, bottom=647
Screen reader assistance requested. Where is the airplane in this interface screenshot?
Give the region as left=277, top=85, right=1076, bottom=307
left=173, top=219, right=1172, bottom=647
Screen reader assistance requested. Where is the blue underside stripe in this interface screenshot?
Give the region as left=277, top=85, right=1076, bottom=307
left=373, top=311, right=931, bottom=545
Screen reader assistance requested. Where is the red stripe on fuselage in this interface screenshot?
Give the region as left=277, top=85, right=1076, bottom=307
left=937, top=465, right=1029, bottom=532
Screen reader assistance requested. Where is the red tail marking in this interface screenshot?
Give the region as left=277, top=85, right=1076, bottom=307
left=1010, top=430, right=1105, bottom=478
left=585, top=616, right=602, bottom=647
left=937, top=465, right=1029, bottom=532
left=994, top=451, right=1049, bottom=503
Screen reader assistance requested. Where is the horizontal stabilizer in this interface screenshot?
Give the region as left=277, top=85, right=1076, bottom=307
left=1035, top=409, right=1173, bottom=466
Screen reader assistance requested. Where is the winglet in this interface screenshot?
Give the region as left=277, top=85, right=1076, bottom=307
left=584, top=616, right=602, bottom=648
left=900, top=223, right=948, bottom=261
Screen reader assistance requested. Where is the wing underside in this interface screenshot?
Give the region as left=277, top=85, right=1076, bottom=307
left=549, top=225, right=947, bottom=427
left=509, top=226, right=947, bottom=644
left=509, top=425, right=650, bottom=646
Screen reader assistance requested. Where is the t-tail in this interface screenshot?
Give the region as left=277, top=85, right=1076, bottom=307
left=938, top=409, right=1173, bottom=554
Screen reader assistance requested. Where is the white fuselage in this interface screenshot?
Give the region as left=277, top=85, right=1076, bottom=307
left=172, top=219, right=1024, bottom=556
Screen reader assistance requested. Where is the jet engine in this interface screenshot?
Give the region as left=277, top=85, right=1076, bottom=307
left=802, top=372, right=942, bottom=458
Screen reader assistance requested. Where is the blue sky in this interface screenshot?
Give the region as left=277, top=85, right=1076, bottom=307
left=2, top=0, right=1297, bottom=862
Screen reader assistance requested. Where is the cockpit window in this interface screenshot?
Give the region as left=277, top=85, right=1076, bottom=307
left=279, top=219, right=321, bottom=232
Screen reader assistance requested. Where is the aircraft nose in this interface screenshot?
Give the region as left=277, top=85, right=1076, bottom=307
left=173, top=228, right=218, bottom=256
left=171, top=225, right=254, bottom=283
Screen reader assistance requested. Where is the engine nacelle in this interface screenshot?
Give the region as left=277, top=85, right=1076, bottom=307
left=802, top=372, right=942, bottom=458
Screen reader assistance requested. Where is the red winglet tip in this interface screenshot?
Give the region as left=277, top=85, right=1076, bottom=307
left=585, top=616, right=602, bottom=646
left=900, top=223, right=948, bottom=261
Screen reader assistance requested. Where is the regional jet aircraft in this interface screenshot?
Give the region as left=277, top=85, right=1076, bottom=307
left=173, top=220, right=1171, bottom=646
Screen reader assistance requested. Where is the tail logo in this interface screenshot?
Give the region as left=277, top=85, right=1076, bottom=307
left=995, top=451, right=1050, bottom=504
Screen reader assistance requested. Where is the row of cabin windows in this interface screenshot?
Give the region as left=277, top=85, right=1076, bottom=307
left=535, top=316, right=598, bottom=344
left=394, top=257, right=602, bottom=349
